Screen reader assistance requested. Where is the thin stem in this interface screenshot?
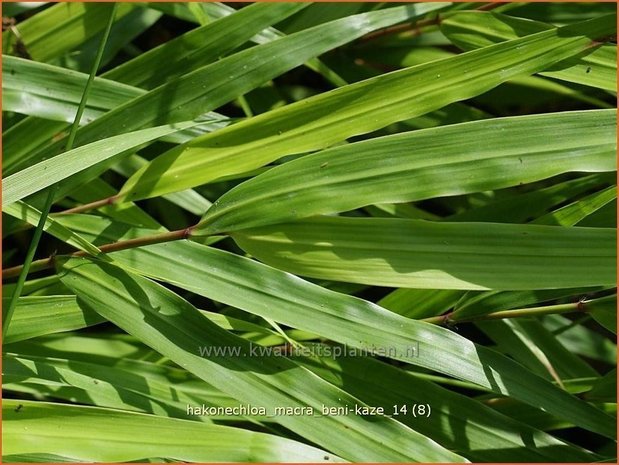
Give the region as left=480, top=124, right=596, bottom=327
left=3, top=4, right=118, bottom=339
left=54, top=195, right=119, bottom=216
left=3, top=258, right=52, bottom=280
left=2, top=227, right=194, bottom=281
left=84, top=228, right=194, bottom=255
left=422, top=299, right=594, bottom=326
left=64, top=7, right=118, bottom=151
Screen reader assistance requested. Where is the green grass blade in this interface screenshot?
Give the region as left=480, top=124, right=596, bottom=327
left=576, top=199, right=616, bottom=227
left=2, top=3, right=117, bottom=339
left=3, top=400, right=342, bottom=462
left=4, top=5, right=615, bottom=458
left=477, top=319, right=598, bottom=381
left=3, top=353, right=233, bottom=420
left=2, top=275, right=67, bottom=299
left=104, top=3, right=309, bottom=89
left=35, top=4, right=446, bottom=165
left=120, top=15, right=616, bottom=201
left=3, top=292, right=299, bottom=346
left=147, top=1, right=378, bottom=87
left=589, top=295, right=617, bottom=334
left=57, top=257, right=467, bottom=463
left=3, top=122, right=196, bottom=207
left=231, top=217, right=616, bottom=290
left=379, top=289, right=465, bottom=319
left=196, top=110, right=615, bottom=234
left=3, top=296, right=103, bottom=344
left=3, top=201, right=101, bottom=255
left=8, top=332, right=163, bottom=363
left=2, top=55, right=139, bottom=123
left=2, top=192, right=55, bottom=338
left=54, top=7, right=162, bottom=73
left=355, top=42, right=611, bottom=109
left=3, top=3, right=134, bottom=62
left=2, top=56, right=229, bottom=170
left=448, top=173, right=614, bottom=222
left=294, top=346, right=599, bottom=462
left=2, top=117, right=68, bottom=176
left=544, top=314, right=616, bottom=364
left=586, top=369, right=617, bottom=402
left=533, top=186, right=617, bottom=226
left=441, top=10, right=617, bottom=90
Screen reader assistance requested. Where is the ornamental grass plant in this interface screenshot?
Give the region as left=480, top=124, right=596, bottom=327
left=2, top=2, right=617, bottom=462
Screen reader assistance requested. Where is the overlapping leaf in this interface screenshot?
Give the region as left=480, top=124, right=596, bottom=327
left=104, top=2, right=308, bottom=88
left=2, top=4, right=616, bottom=462
left=4, top=400, right=341, bottom=462
left=440, top=11, right=616, bottom=90
left=3, top=353, right=234, bottom=421
left=231, top=216, right=616, bottom=290
left=196, top=110, right=615, bottom=234
left=293, top=346, right=599, bottom=462
left=58, top=257, right=466, bottom=463
left=37, top=3, right=447, bottom=157
left=55, top=214, right=616, bottom=438
left=3, top=201, right=100, bottom=255
left=119, top=15, right=616, bottom=201
left=3, top=296, right=103, bottom=344
left=2, top=3, right=134, bottom=62
left=3, top=122, right=196, bottom=206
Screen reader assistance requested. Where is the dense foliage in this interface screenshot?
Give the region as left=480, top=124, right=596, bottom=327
left=2, top=2, right=617, bottom=462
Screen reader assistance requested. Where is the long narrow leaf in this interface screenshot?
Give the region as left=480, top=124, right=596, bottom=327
left=120, top=15, right=615, bottom=201
left=3, top=201, right=101, bottom=255
left=231, top=217, right=616, bottom=290
left=294, top=346, right=598, bottom=462
left=441, top=11, right=616, bottom=90
left=3, top=122, right=196, bottom=206
left=104, top=3, right=308, bottom=89
left=56, top=214, right=617, bottom=438
left=3, top=3, right=134, bottom=62
left=196, top=110, right=616, bottom=234
left=4, top=353, right=233, bottom=421
left=57, top=256, right=466, bottom=463
left=3, top=400, right=341, bottom=463
left=3, top=296, right=103, bottom=344
left=37, top=4, right=447, bottom=159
